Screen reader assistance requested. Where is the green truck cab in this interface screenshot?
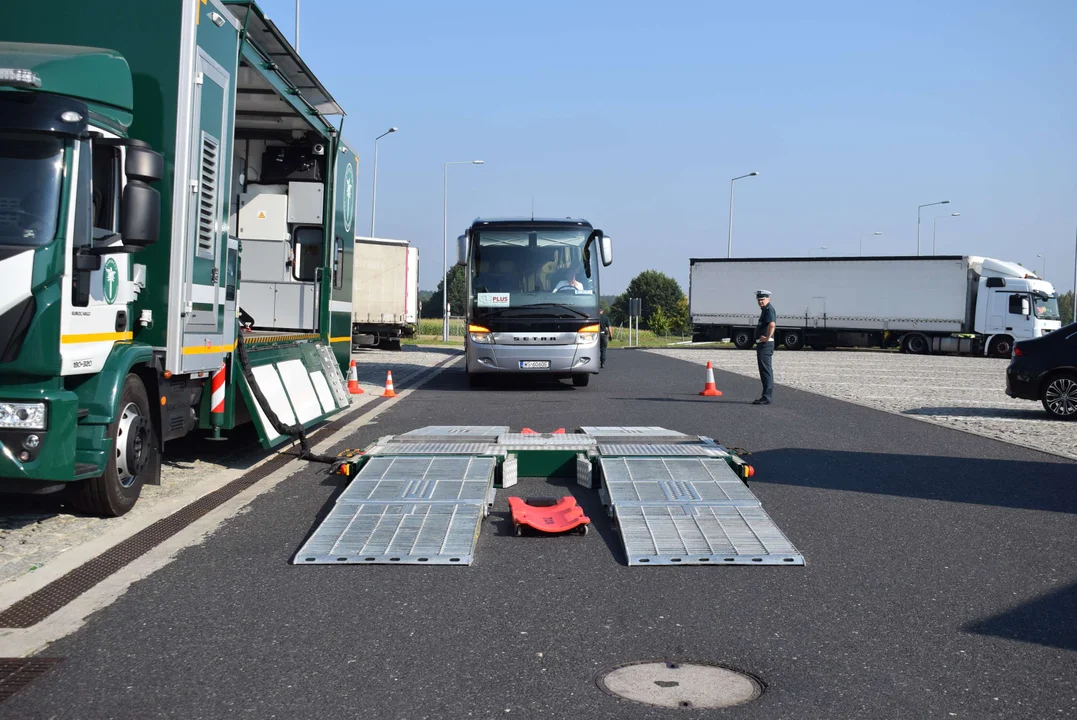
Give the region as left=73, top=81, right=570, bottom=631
left=0, top=1, right=358, bottom=516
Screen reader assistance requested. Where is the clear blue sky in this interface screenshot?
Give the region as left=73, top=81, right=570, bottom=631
left=260, top=0, right=1076, bottom=296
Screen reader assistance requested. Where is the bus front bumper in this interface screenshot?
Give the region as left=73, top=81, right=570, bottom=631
left=467, top=341, right=600, bottom=375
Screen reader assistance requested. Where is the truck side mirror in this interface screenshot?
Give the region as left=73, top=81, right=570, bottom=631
left=1021, top=297, right=1030, bottom=316
left=456, top=233, right=468, bottom=266
left=120, top=141, right=163, bottom=247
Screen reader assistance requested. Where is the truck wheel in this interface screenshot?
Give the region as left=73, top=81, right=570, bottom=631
left=904, top=334, right=929, bottom=354
left=572, top=374, right=590, bottom=387
left=988, top=335, right=1014, bottom=358
left=732, top=330, right=754, bottom=350
left=1041, top=373, right=1077, bottom=419
left=66, top=374, right=156, bottom=517
left=782, top=331, right=804, bottom=351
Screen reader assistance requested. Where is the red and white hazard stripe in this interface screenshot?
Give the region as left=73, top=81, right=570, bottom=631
left=211, top=363, right=226, bottom=415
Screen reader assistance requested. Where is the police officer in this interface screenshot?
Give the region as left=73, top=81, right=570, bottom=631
left=753, top=290, right=776, bottom=405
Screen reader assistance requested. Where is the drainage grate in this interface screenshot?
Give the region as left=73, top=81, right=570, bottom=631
left=0, top=658, right=63, bottom=703
left=0, top=358, right=456, bottom=629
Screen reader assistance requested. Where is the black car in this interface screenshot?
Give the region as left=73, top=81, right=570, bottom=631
left=1006, top=321, right=1077, bottom=419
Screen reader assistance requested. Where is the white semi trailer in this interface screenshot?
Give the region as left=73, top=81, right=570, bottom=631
left=689, top=255, right=1062, bottom=357
left=351, top=236, right=418, bottom=351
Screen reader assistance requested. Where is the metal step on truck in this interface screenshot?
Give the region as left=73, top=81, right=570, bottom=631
left=0, top=0, right=359, bottom=517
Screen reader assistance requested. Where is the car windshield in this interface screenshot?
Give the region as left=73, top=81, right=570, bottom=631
left=0, top=131, right=65, bottom=247
left=470, top=227, right=600, bottom=316
left=1033, top=296, right=1060, bottom=320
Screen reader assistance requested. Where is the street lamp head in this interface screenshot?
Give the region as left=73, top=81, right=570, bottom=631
left=873, top=232, right=882, bottom=236
left=941, top=200, right=951, bottom=204
left=951, top=212, right=960, bottom=217
left=388, top=127, right=398, bottom=133
left=472, top=160, right=484, bottom=164
left=749, top=171, right=759, bottom=176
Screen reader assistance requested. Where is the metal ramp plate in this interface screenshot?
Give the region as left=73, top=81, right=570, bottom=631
left=616, top=505, right=804, bottom=566
left=599, top=443, right=725, bottom=457
left=295, top=503, right=483, bottom=565
left=580, top=426, right=694, bottom=443
left=364, top=442, right=502, bottom=457
left=397, top=426, right=509, bottom=443
left=497, top=433, right=597, bottom=451
left=294, top=455, right=497, bottom=565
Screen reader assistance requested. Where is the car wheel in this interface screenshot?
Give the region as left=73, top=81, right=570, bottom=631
left=572, top=373, right=590, bottom=387
left=1041, top=373, right=1077, bottom=419
left=66, top=374, right=156, bottom=517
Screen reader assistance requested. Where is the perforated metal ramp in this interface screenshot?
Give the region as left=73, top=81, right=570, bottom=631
left=600, top=455, right=804, bottom=566
left=294, top=456, right=497, bottom=565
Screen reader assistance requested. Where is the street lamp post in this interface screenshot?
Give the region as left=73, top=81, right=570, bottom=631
left=443, top=160, right=484, bottom=342
left=809, top=245, right=828, bottom=258
left=1036, top=253, right=1046, bottom=279
left=727, top=171, right=759, bottom=258
left=369, top=127, right=397, bottom=237
left=859, top=231, right=882, bottom=256
left=932, top=212, right=960, bottom=255
left=295, top=0, right=300, bottom=52
left=917, top=200, right=950, bottom=256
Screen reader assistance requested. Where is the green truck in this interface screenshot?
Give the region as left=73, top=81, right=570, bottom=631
left=0, top=1, right=358, bottom=516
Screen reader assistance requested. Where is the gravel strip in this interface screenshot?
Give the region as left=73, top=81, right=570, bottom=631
left=0, top=346, right=459, bottom=588
left=648, top=347, right=1077, bottom=461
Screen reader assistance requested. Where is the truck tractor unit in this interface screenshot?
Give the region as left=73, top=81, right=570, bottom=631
left=689, top=256, right=1062, bottom=357
left=0, top=0, right=359, bottom=516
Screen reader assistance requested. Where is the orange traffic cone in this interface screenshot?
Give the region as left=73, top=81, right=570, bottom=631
left=699, top=361, right=722, bottom=397
left=382, top=370, right=397, bottom=398
left=346, top=360, right=363, bottom=394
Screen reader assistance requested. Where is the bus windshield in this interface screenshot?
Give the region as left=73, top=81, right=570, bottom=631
left=470, top=227, right=600, bottom=317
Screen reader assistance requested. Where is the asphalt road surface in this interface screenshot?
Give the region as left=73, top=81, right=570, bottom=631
left=3, top=350, right=1075, bottom=719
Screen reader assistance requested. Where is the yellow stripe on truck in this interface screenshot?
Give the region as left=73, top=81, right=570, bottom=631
left=182, top=342, right=238, bottom=355
left=329, top=336, right=351, bottom=343
left=61, top=332, right=133, bottom=344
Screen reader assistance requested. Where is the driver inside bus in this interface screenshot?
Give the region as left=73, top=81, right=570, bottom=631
left=553, top=269, right=588, bottom=293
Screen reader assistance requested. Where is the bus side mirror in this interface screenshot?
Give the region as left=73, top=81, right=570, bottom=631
left=120, top=142, right=163, bottom=247
left=600, top=234, right=613, bottom=267
left=456, top=233, right=468, bottom=266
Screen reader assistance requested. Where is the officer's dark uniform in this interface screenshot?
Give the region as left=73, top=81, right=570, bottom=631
left=599, top=312, right=610, bottom=368
left=754, top=290, right=776, bottom=404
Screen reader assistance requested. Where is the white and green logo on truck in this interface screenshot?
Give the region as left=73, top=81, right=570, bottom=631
left=103, top=258, right=118, bottom=305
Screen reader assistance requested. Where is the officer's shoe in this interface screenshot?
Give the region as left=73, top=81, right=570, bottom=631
left=752, top=397, right=771, bottom=405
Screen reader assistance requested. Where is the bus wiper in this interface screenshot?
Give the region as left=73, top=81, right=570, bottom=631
left=516, top=303, right=590, bottom=318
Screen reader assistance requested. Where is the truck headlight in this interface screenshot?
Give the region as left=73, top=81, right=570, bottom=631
left=0, top=403, right=47, bottom=430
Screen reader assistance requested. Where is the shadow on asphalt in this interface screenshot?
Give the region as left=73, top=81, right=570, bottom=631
left=751, top=448, right=1077, bottom=515
left=420, top=369, right=581, bottom=392
left=903, top=406, right=1053, bottom=420
left=965, top=580, right=1077, bottom=651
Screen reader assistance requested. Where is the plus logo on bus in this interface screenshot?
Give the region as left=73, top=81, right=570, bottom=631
left=103, top=258, right=119, bottom=305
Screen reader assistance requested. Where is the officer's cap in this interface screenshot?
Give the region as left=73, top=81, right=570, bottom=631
left=755, top=289, right=771, bottom=299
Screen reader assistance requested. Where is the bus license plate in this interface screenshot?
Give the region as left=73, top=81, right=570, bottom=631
left=519, top=360, right=550, bottom=369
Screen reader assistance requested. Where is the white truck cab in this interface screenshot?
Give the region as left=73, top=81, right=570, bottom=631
left=972, top=257, right=1062, bottom=355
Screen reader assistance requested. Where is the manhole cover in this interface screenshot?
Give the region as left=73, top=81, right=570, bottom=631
left=596, top=660, right=763, bottom=709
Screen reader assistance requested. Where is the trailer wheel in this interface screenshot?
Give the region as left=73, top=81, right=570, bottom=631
left=903, top=334, right=929, bottom=355
left=782, top=331, right=804, bottom=351
left=988, top=335, right=1014, bottom=358
left=1041, top=372, right=1077, bottom=420
left=66, top=374, right=157, bottom=517
left=572, top=373, right=590, bottom=387
left=732, top=330, right=754, bottom=350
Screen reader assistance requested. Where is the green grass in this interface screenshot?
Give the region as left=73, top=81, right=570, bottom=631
left=411, top=321, right=726, bottom=349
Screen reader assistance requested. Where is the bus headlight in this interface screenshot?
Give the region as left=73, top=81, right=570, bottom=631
left=577, top=324, right=600, bottom=345
left=0, top=402, right=47, bottom=430
left=468, top=324, right=494, bottom=344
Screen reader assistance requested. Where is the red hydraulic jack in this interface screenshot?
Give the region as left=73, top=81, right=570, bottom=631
left=508, top=496, right=591, bottom=536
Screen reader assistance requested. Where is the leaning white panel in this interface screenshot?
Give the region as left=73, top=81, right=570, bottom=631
left=276, top=359, right=323, bottom=423
left=309, top=370, right=336, bottom=413
left=248, top=365, right=294, bottom=441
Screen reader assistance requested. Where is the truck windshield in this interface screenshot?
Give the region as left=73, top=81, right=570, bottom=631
left=0, top=131, right=64, bottom=248
left=1034, top=296, right=1060, bottom=320
left=470, top=227, right=600, bottom=317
